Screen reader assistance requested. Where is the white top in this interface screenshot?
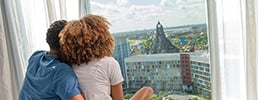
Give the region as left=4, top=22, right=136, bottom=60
left=73, top=57, right=124, bottom=100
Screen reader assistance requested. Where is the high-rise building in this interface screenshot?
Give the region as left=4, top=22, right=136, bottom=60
left=180, top=54, right=193, bottom=92
left=113, top=36, right=131, bottom=88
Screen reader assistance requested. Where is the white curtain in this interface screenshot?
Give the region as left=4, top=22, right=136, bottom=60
left=20, top=0, right=81, bottom=51
left=0, top=0, right=89, bottom=99
left=208, top=0, right=258, bottom=100
left=79, top=0, right=91, bottom=17
left=0, top=0, right=30, bottom=99
left=246, top=0, right=257, bottom=99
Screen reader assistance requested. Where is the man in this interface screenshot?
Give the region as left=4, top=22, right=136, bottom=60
left=19, top=20, right=84, bottom=100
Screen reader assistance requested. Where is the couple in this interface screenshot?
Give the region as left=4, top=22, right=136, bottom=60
left=18, top=14, right=153, bottom=100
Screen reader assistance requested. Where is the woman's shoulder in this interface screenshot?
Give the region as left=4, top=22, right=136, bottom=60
left=73, top=57, right=118, bottom=68
left=100, top=56, right=118, bottom=63
left=102, top=56, right=115, bottom=60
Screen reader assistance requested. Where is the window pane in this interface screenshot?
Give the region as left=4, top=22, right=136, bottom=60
left=91, top=0, right=210, bottom=99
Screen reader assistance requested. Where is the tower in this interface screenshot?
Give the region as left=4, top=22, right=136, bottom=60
left=151, top=21, right=179, bottom=54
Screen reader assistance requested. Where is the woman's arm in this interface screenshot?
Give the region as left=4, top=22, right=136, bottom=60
left=130, top=87, right=153, bottom=100
left=111, top=82, right=124, bottom=100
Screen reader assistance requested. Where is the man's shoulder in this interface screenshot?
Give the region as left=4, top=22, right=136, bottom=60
left=53, top=62, right=73, bottom=73
left=52, top=62, right=77, bottom=82
left=29, top=50, right=47, bottom=58
left=32, top=50, right=47, bottom=56
left=55, top=62, right=71, bottom=69
left=28, top=50, right=47, bottom=62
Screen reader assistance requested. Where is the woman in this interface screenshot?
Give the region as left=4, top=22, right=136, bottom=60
left=59, top=14, right=153, bottom=100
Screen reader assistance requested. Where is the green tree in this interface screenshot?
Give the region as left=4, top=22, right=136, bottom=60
left=151, top=94, right=162, bottom=100
left=124, top=93, right=134, bottom=99
left=192, top=97, right=198, bottom=100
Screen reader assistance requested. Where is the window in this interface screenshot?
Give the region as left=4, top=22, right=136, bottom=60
left=90, top=0, right=210, bottom=99
left=5, top=0, right=211, bottom=99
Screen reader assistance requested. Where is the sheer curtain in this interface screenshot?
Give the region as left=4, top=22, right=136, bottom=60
left=0, top=0, right=30, bottom=99
left=246, top=0, right=257, bottom=99
left=208, top=0, right=258, bottom=100
left=20, top=0, right=81, bottom=51
left=0, top=0, right=88, bottom=99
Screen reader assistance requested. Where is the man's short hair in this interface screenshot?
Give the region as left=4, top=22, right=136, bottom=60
left=46, top=20, right=67, bottom=50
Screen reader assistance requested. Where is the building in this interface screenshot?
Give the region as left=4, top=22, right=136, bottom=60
left=125, top=53, right=182, bottom=92
left=190, top=54, right=211, bottom=96
left=113, top=36, right=131, bottom=88
left=124, top=51, right=211, bottom=96
left=180, top=54, right=193, bottom=92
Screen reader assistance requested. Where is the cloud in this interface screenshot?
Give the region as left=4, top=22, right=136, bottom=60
left=90, top=0, right=206, bottom=33
left=91, top=2, right=162, bottom=16
left=160, top=0, right=175, bottom=6
left=175, top=0, right=204, bottom=9
left=116, top=0, right=128, bottom=5
left=176, top=0, right=203, bottom=6
left=91, top=1, right=166, bottom=32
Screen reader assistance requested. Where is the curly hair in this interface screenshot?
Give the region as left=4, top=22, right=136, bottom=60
left=46, top=20, right=67, bottom=50
left=59, top=14, right=114, bottom=65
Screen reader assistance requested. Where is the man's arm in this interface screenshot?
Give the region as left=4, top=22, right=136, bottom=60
left=69, top=94, right=84, bottom=100
left=111, top=82, right=124, bottom=100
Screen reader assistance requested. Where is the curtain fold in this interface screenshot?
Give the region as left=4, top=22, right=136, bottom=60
left=59, top=0, right=67, bottom=20
left=0, top=0, right=91, bottom=99
left=219, top=0, right=247, bottom=99
left=0, top=0, right=30, bottom=99
left=79, top=0, right=91, bottom=17
left=209, top=0, right=258, bottom=99
left=0, top=9, right=15, bottom=100
left=246, top=0, right=257, bottom=99
left=45, top=0, right=57, bottom=24
left=206, top=0, right=222, bottom=99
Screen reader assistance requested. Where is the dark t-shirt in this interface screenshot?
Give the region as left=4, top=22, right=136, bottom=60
left=19, top=51, right=81, bottom=100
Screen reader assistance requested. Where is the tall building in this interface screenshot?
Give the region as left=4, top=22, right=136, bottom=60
left=113, top=36, right=131, bottom=88
left=180, top=54, right=193, bottom=92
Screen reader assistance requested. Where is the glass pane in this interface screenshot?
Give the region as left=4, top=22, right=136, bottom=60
left=91, top=0, right=211, bottom=99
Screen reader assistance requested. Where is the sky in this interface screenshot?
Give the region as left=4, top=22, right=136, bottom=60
left=90, top=0, right=207, bottom=33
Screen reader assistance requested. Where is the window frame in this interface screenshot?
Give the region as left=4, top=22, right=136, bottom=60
left=87, top=0, right=220, bottom=99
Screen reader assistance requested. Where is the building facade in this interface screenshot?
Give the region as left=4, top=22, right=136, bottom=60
left=125, top=54, right=182, bottom=92
left=124, top=51, right=211, bottom=96
left=190, top=55, right=211, bottom=97
left=113, top=36, right=131, bottom=88
left=180, top=54, right=193, bottom=92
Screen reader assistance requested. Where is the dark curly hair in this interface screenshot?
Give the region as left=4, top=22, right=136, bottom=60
left=46, top=20, right=67, bottom=50
left=59, top=14, right=114, bottom=65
